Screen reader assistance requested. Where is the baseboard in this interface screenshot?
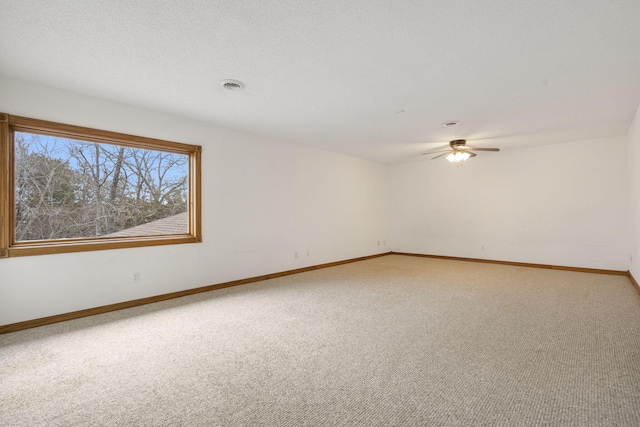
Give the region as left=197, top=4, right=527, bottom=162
left=390, top=251, right=629, bottom=276
left=0, top=252, right=391, bottom=335
left=2, top=251, right=633, bottom=335
left=628, top=271, right=640, bottom=295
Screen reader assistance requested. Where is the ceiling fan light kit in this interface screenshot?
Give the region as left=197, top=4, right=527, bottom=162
left=446, top=151, right=471, bottom=163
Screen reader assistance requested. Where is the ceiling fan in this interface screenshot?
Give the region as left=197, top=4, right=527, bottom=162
left=422, top=139, right=500, bottom=163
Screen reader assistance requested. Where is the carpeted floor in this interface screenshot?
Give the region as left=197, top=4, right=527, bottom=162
left=1, top=255, right=639, bottom=426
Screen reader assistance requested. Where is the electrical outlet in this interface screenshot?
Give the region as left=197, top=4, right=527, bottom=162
left=133, top=272, right=140, bottom=283
left=294, top=251, right=298, bottom=259
left=306, top=250, right=310, bottom=257
left=378, top=240, right=380, bottom=246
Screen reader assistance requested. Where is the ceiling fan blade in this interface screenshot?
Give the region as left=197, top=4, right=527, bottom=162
left=421, top=149, right=451, bottom=155
left=431, top=151, right=451, bottom=160
left=468, top=151, right=477, bottom=158
left=468, top=147, right=500, bottom=152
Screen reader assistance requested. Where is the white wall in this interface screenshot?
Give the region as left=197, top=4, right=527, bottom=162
left=0, top=77, right=391, bottom=325
left=1, top=74, right=634, bottom=326
left=391, top=136, right=629, bottom=270
left=628, top=104, right=640, bottom=279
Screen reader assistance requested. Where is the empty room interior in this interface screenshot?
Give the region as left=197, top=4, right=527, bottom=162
left=1, top=1, right=640, bottom=426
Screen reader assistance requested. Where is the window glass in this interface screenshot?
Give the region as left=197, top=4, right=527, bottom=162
left=15, top=131, right=189, bottom=241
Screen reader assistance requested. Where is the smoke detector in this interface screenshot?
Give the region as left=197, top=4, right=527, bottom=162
left=442, top=121, right=460, bottom=127
left=221, top=79, right=245, bottom=91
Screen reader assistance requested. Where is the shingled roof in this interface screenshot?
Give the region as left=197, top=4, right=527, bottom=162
left=103, top=211, right=188, bottom=237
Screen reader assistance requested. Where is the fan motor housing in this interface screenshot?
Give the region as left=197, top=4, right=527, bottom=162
left=450, top=139, right=466, bottom=148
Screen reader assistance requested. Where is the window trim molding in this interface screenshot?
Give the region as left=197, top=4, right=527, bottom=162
left=0, top=113, right=202, bottom=258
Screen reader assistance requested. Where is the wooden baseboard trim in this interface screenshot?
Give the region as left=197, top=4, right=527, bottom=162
left=390, top=251, right=628, bottom=276
left=628, top=271, right=640, bottom=295
left=0, top=252, right=391, bottom=335
left=2, top=251, right=632, bottom=334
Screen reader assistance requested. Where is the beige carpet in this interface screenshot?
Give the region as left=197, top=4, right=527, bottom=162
left=1, top=255, right=639, bottom=426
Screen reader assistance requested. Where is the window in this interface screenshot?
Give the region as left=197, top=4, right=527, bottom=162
left=0, top=113, right=201, bottom=257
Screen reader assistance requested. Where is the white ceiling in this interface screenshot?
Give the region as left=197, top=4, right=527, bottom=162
left=1, top=0, right=639, bottom=164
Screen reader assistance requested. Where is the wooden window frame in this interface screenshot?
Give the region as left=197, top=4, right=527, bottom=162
left=0, top=113, right=202, bottom=258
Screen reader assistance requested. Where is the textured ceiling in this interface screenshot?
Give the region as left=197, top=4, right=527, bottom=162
left=1, top=0, right=639, bottom=164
